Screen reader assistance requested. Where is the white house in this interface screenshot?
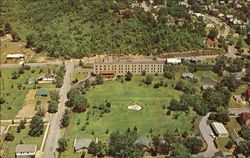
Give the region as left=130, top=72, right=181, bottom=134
left=211, top=122, right=229, bottom=138
left=15, top=144, right=37, bottom=158
left=6, top=54, right=25, bottom=59
left=166, top=58, right=182, bottom=65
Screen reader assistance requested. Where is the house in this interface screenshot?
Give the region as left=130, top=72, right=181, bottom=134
left=202, top=85, right=215, bottom=90
left=238, top=112, right=250, bottom=127
left=211, top=122, right=229, bottom=137
left=118, top=8, right=130, bottom=15
left=100, top=70, right=116, bottom=80
left=190, top=57, right=206, bottom=63
left=206, top=39, right=220, bottom=48
left=28, top=78, right=38, bottom=84
left=134, top=137, right=150, bottom=149
left=38, top=74, right=56, bottom=84
left=231, top=72, right=244, bottom=80
left=74, top=139, right=92, bottom=154
left=218, top=13, right=225, bottom=18
left=177, top=18, right=186, bottom=26
left=219, top=1, right=225, bottom=4
left=182, top=73, right=194, bottom=79
left=35, top=89, right=49, bottom=97
left=166, top=58, right=181, bottom=64
left=6, top=54, right=25, bottom=59
left=226, top=15, right=234, bottom=19
left=206, top=23, right=215, bottom=28
left=167, top=19, right=176, bottom=25
left=15, top=144, right=37, bottom=158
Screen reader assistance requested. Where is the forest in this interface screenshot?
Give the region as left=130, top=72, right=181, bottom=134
left=1, top=0, right=207, bottom=58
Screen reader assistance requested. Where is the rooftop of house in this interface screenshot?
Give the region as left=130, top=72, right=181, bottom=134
left=245, top=88, right=250, bottom=96
left=35, top=89, right=49, bottom=96
left=240, top=112, right=250, bottom=121
left=206, top=39, right=220, bottom=45
left=182, top=73, right=194, bottom=79
left=135, top=137, right=150, bottom=147
left=15, top=144, right=37, bottom=153
left=74, top=139, right=92, bottom=150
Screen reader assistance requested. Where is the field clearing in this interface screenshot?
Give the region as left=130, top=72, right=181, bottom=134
left=71, top=71, right=88, bottom=84
left=0, top=126, right=45, bottom=158
left=225, top=117, right=241, bottom=140
left=194, top=71, right=221, bottom=82
left=66, top=76, right=198, bottom=139
left=0, top=66, right=58, bottom=119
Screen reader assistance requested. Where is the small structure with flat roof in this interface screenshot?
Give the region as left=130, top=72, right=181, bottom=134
left=35, top=89, right=49, bottom=97
left=100, top=70, right=116, bottom=80
left=74, top=139, right=92, bottom=154
left=166, top=58, right=182, bottom=65
left=211, top=122, right=229, bottom=138
left=202, top=85, right=215, bottom=90
left=182, top=73, right=194, bottom=79
left=6, top=54, right=25, bottom=59
left=15, top=144, right=37, bottom=158
left=135, top=137, right=150, bottom=150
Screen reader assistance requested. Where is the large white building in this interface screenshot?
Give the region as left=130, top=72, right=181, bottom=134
left=211, top=122, right=229, bottom=138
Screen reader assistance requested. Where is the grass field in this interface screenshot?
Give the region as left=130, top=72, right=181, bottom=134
left=225, top=117, right=241, bottom=140
left=0, top=66, right=58, bottom=119
left=71, top=72, right=88, bottom=84
left=194, top=71, right=221, bottom=82
left=63, top=76, right=199, bottom=157
left=0, top=126, right=45, bottom=158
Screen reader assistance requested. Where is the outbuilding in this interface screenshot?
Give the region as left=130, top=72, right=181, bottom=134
left=74, top=139, right=92, bottom=154
left=166, top=58, right=182, bottom=65
left=35, top=89, right=49, bottom=97
left=211, top=122, right=229, bottom=138
left=15, top=144, right=37, bottom=158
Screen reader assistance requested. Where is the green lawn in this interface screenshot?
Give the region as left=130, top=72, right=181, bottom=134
left=71, top=72, right=88, bottom=84
left=0, top=66, right=58, bottom=119
left=215, top=137, right=231, bottom=152
left=1, top=126, right=45, bottom=158
left=225, top=117, right=241, bottom=140
left=63, top=76, right=199, bottom=157
left=194, top=71, right=221, bottom=82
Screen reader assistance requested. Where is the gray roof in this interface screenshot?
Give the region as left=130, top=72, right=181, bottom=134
left=182, top=73, right=194, bottom=79
left=15, top=144, right=37, bottom=153
left=235, top=137, right=244, bottom=146
left=202, top=85, right=215, bottom=90
left=74, top=139, right=92, bottom=150
left=135, top=137, right=150, bottom=147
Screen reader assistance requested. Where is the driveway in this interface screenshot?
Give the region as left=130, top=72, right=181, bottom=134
left=199, top=113, right=219, bottom=158
left=43, top=62, right=75, bottom=158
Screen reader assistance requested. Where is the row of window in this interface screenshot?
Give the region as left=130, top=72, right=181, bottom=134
left=95, top=64, right=163, bottom=68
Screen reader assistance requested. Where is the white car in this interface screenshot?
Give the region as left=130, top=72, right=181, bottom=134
left=210, top=133, right=216, bottom=139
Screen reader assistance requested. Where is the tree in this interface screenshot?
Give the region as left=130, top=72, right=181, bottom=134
left=26, top=34, right=36, bottom=48
left=145, top=75, right=153, bottom=84
left=29, top=115, right=44, bottom=137
left=225, top=140, right=233, bottom=149
left=108, top=131, right=143, bottom=157
left=57, top=137, right=68, bottom=152
left=220, top=75, right=240, bottom=92
left=235, top=140, right=250, bottom=156
left=170, top=143, right=192, bottom=158
left=48, top=100, right=58, bottom=113
left=96, top=74, right=104, bottom=85
left=85, top=79, right=91, bottom=88
left=5, top=133, right=15, bottom=141
left=88, top=141, right=107, bottom=157
left=213, top=56, right=228, bottom=76
left=4, top=23, right=12, bottom=34
left=183, top=137, right=203, bottom=154
left=11, top=71, right=20, bottom=79
left=125, top=71, right=133, bottom=81
left=245, top=67, right=250, bottom=81
left=67, top=89, right=81, bottom=100
left=240, top=128, right=250, bottom=140
left=12, top=31, right=21, bottom=42
left=79, top=60, right=84, bottom=67
left=36, top=106, right=46, bottom=116
left=235, top=39, right=243, bottom=49
left=164, top=71, right=174, bottom=79
left=208, top=28, right=218, bottom=40
left=61, top=111, right=70, bottom=127
left=72, top=95, right=89, bottom=112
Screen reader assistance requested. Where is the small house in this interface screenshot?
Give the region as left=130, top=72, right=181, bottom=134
left=233, top=95, right=244, bottom=103
left=135, top=137, right=150, bottom=149
left=206, top=39, right=220, bottom=48
left=202, top=85, right=215, bottom=90
left=177, top=18, right=186, bottom=26
left=15, top=144, right=37, bottom=158
left=167, top=19, right=176, bottom=25
left=239, top=112, right=250, bottom=127
left=35, top=89, right=49, bottom=97
left=38, top=74, right=56, bottom=84
left=182, top=73, right=194, bottom=79
left=211, top=122, right=229, bottom=138
left=245, top=88, right=250, bottom=102
left=74, top=139, right=92, bottom=154
left=118, top=8, right=130, bottom=15
left=212, top=151, right=226, bottom=158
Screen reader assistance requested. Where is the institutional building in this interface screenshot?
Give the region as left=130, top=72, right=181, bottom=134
left=94, top=57, right=165, bottom=79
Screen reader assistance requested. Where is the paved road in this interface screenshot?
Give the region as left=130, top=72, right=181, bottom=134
left=43, top=62, right=75, bottom=158
left=199, top=113, right=219, bottom=158
left=229, top=108, right=250, bottom=115
left=0, top=62, right=65, bottom=69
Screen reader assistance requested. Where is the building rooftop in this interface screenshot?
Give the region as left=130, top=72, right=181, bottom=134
left=212, top=122, right=229, bottom=135
left=135, top=137, right=150, bottom=147
left=15, top=144, right=37, bottom=153
left=182, top=73, right=194, bottom=79
left=74, top=139, right=92, bottom=150
left=95, top=60, right=164, bottom=65
left=35, top=89, right=49, bottom=96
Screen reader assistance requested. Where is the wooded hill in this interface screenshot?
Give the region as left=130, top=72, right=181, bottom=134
left=1, top=0, right=207, bottom=59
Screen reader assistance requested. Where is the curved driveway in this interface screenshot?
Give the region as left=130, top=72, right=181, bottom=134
left=199, top=113, right=219, bottom=158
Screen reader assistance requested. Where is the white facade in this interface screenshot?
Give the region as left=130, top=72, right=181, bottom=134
left=166, top=58, right=182, bottom=64
left=6, top=54, right=25, bottom=59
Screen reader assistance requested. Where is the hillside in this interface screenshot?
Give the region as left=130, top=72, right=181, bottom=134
left=1, top=0, right=207, bottom=59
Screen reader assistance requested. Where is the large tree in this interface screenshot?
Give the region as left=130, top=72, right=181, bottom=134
left=72, top=95, right=89, bottom=112
left=208, top=28, right=218, bottom=40
left=125, top=71, right=133, bottom=81
left=29, top=115, right=44, bottom=137
left=183, top=137, right=203, bottom=154
left=57, top=137, right=68, bottom=152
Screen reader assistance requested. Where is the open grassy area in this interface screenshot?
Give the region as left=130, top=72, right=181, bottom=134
left=225, top=117, right=241, bottom=140
left=0, top=66, right=58, bottom=119
left=71, top=72, right=88, bottom=84
left=63, top=76, right=199, bottom=157
left=215, top=137, right=232, bottom=152
left=0, top=126, right=45, bottom=158
left=194, top=71, right=221, bottom=82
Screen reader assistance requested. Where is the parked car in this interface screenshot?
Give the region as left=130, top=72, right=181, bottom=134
left=210, top=133, right=216, bottom=139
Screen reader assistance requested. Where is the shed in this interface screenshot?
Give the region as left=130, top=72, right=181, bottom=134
left=135, top=137, right=150, bottom=148
left=211, top=122, right=229, bottom=138
left=74, top=139, right=92, bottom=154
left=6, top=54, right=25, bottom=59
left=182, top=73, right=194, bottom=79
left=202, top=85, right=215, bottom=90
left=35, top=89, right=49, bottom=97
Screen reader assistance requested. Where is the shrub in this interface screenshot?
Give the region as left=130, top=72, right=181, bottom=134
left=5, top=133, right=15, bottom=141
